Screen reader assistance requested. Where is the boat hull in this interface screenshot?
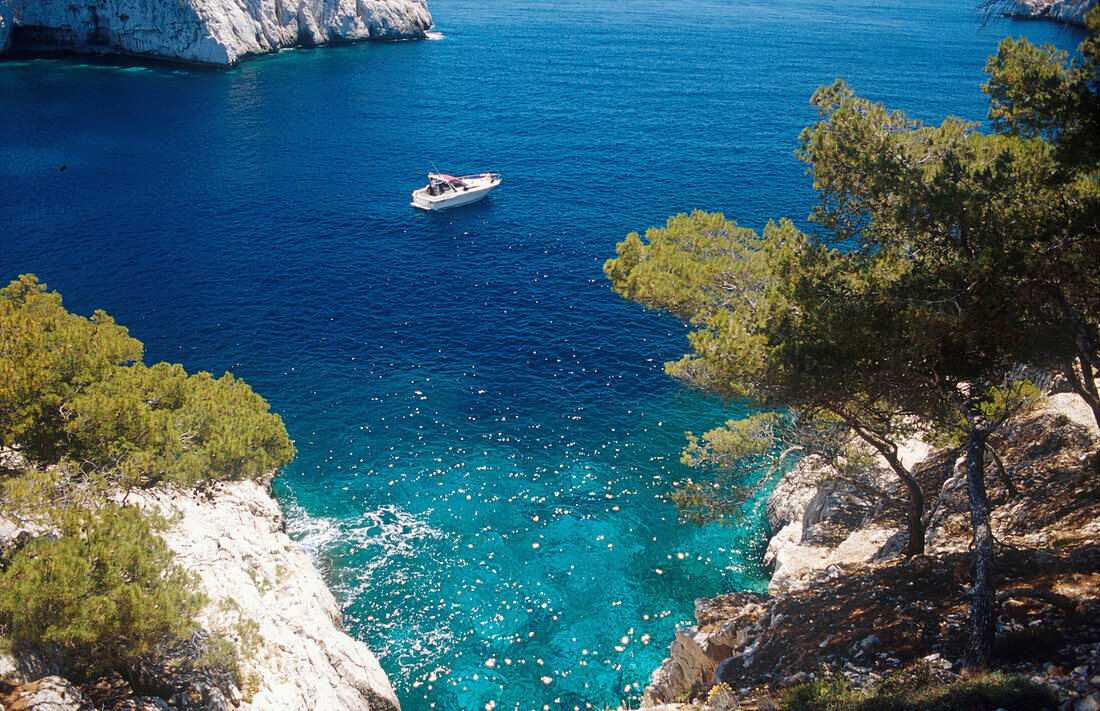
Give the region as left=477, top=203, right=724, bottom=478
left=411, top=173, right=501, bottom=211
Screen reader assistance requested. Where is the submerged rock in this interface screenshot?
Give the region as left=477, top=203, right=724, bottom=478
left=0, top=0, right=432, bottom=66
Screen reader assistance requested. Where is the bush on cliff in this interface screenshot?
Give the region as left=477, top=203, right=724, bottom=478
left=64, top=361, right=297, bottom=488
left=0, top=274, right=142, bottom=464
left=0, top=274, right=295, bottom=491
left=0, top=274, right=296, bottom=681
left=0, top=504, right=204, bottom=678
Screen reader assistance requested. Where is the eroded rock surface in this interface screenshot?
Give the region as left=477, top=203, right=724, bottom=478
left=642, top=593, right=768, bottom=706
left=1007, top=0, right=1095, bottom=25
left=130, top=481, right=400, bottom=711
left=762, top=451, right=912, bottom=595
left=0, top=0, right=432, bottom=65
left=0, top=675, right=92, bottom=711
left=642, top=396, right=1100, bottom=708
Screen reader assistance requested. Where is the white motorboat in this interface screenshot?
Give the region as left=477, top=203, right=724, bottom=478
left=411, top=172, right=501, bottom=211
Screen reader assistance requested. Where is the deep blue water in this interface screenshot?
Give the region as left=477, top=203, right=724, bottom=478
left=0, top=1, right=1084, bottom=709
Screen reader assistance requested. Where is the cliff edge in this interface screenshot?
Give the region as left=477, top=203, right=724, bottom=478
left=1007, top=0, right=1096, bottom=26
left=134, top=481, right=401, bottom=711
left=0, top=0, right=432, bottom=66
left=0, top=480, right=400, bottom=711
left=642, top=395, right=1100, bottom=709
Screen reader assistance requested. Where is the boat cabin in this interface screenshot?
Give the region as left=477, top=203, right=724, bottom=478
left=426, top=173, right=467, bottom=196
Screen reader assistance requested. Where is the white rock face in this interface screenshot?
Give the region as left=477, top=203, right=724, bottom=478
left=2, top=675, right=91, bottom=710
left=0, top=1, right=11, bottom=52
left=1008, top=0, right=1095, bottom=25
left=1047, top=391, right=1100, bottom=437
left=763, top=455, right=831, bottom=534
left=0, top=0, right=432, bottom=65
left=761, top=453, right=906, bottom=595
left=131, top=481, right=400, bottom=711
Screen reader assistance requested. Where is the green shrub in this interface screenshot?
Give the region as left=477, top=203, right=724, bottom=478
left=64, top=362, right=296, bottom=488
left=0, top=275, right=295, bottom=684
left=0, top=274, right=142, bottom=462
left=780, top=674, right=852, bottom=710
left=777, top=664, right=1059, bottom=711
left=196, top=633, right=244, bottom=689
left=0, top=505, right=204, bottom=678
left=0, top=274, right=295, bottom=490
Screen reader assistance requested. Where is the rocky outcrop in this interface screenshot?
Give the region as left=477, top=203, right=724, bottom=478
left=761, top=454, right=862, bottom=595
left=0, top=480, right=400, bottom=711
left=1006, top=0, right=1096, bottom=26
left=129, top=481, right=400, bottom=711
left=0, top=0, right=432, bottom=66
left=761, top=445, right=928, bottom=595
left=0, top=675, right=92, bottom=711
left=642, top=396, right=1100, bottom=708
left=642, top=594, right=768, bottom=706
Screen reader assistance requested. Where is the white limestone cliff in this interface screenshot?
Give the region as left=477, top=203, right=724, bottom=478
left=0, top=479, right=400, bottom=710
left=0, top=0, right=432, bottom=66
left=128, top=480, right=401, bottom=711
left=1008, top=0, right=1095, bottom=25
left=0, top=2, right=11, bottom=53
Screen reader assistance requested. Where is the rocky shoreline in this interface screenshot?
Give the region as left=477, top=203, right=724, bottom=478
left=0, top=0, right=432, bottom=67
left=0, top=481, right=400, bottom=711
left=640, top=394, right=1100, bottom=709
left=1006, top=0, right=1096, bottom=26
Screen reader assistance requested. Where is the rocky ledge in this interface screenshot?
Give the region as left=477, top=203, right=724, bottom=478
left=0, top=480, right=400, bottom=711
left=1005, top=0, right=1096, bottom=26
left=642, top=394, right=1100, bottom=709
left=0, top=0, right=432, bottom=66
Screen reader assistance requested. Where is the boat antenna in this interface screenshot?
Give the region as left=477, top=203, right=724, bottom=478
left=428, top=157, right=441, bottom=175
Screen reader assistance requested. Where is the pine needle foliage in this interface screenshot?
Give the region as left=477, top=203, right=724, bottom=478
left=0, top=274, right=295, bottom=491
left=0, top=504, right=204, bottom=678
left=607, top=8, right=1099, bottom=671
left=0, top=274, right=296, bottom=678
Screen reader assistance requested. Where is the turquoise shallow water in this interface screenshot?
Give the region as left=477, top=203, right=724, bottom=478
left=0, top=1, right=1084, bottom=708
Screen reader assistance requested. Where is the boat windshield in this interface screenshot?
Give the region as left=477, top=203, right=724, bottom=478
left=431, top=174, right=464, bottom=186
left=428, top=179, right=458, bottom=196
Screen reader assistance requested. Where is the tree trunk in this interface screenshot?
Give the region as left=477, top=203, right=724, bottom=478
left=934, top=376, right=1001, bottom=672
left=901, top=474, right=927, bottom=556
left=964, top=424, right=996, bottom=673
left=1050, top=286, right=1100, bottom=430
left=872, top=443, right=927, bottom=556
left=1064, top=356, right=1100, bottom=432
left=986, top=443, right=1019, bottom=498
left=841, top=417, right=927, bottom=556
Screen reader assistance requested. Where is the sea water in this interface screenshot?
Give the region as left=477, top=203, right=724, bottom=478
left=0, top=0, right=1084, bottom=708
